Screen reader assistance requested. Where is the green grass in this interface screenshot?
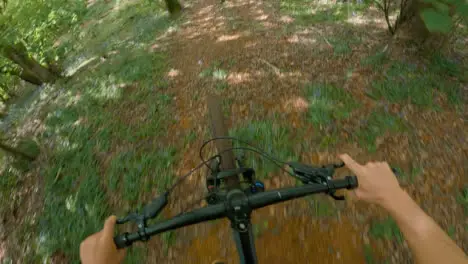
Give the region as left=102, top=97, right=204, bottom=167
left=370, top=61, right=464, bottom=107
left=355, top=110, right=406, bottom=152
left=330, top=34, right=362, bottom=56
left=215, top=81, right=229, bottom=91
left=229, top=120, right=296, bottom=179
left=108, top=148, right=177, bottom=204
left=317, top=130, right=340, bottom=150
left=364, top=244, right=376, bottom=264
left=280, top=0, right=370, bottom=25
left=305, top=83, right=357, bottom=127
left=393, top=165, right=423, bottom=183
left=0, top=167, right=20, bottom=214
left=252, top=220, right=270, bottom=238
left=69, top=1, right=174, bottom=57
left=38, top=133, right=110, bottom=261
left=370, top=218, right=403, bottom=243
left=161, top=231, right=176, bottom=256
left=184, top=130, right=197, bottom=146
left=330, top=38, right=352, bottom=56
left=361, top=50, right=388, bottom=67
left=431, top=53, right=466, bottom=81
left=457, top=187, right=468, bottom=216
left=124, top=246, right=147, bottom=264
left=307, top=196, right=336, bottom=217
left=447, top=225, right=456, bottom=239
left=25, top=1, right=178, bottom=262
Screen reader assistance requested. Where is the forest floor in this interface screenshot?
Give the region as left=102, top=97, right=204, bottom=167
left=0, top=0, right=467, bottom=263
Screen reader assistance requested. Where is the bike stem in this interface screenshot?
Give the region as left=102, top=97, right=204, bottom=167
left=225, top=189, right=258, bottom=264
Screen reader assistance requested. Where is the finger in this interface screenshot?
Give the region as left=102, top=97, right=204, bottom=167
left=339, top=154, right=363, bottom=173
left=346, top=189, right=358, bottom=200
left=117, top=248, right=128, bottom=261
left=102, top=215, right=117, bottom=241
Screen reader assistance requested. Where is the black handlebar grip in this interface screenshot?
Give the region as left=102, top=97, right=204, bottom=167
left=346, top=176, right=359, bottom=189
left=114, top=233, right=132, bottom=249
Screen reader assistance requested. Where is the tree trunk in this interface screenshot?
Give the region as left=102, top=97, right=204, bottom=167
left=164, top=0, right=182, bottom=16
left=19, top=70, right=43, bottom=85
left=0, top=141, right=35, bottom=161
left=1, top=43, right=58, bottom=85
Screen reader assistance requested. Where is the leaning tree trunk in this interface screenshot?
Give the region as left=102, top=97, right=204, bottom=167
left=0, top=141, right=35, bottom=161
left=164, top=0, right=182, bottom=16
left=1, top=42, right=58, bottom=85
left=395, top=0, right=449, bottom=51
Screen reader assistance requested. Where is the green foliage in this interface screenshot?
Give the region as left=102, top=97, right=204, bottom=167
left=370, top=218, right=404, bottom=243
left=229, top=121, right=296, bottom=179
left=1, top=0, right=87, bottom=62
left=305, top=83, right=357, bottom=126
left=420, top=0, right=468, bottom=33
left=356, top=110, right=406, bottom=152
left=421, top=8, right=452, bottom=33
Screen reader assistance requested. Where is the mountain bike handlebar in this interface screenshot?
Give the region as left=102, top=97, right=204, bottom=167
left=114, top=176, right=357, bottom=249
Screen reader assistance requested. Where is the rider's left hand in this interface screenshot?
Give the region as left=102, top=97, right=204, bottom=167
left=80, top=215, right=127, bottom=264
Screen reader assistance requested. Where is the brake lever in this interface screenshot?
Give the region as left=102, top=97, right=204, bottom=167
left=117, top=213, right=141, bottom=225
left=329, top=193, right=345, bottom=200
left=117, top=192, right=169, bottom=234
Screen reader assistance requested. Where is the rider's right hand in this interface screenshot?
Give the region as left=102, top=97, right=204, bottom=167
left=339, top=154, right=403, bottom=209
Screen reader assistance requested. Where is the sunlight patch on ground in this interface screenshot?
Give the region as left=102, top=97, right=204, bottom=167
left=283, top=96, right=310, bottom=113
left=197, top=5, right=214, bottom=16
left=280, top=15, right=294, bottom=24
left=245, top=41, right=258, bottom=48
left=227, top=72, right=252, bottom=84
left=287, top=33, right=319, bottom=45
left=168, top=69, right=180, bottom=78
left=256, top=15, right=269, bottom=21
left=217, top=34, right=241, bottom=42
left=261, top=21, right=275, bottom=28
left=150, top=43, right=160, bottom=51
left=65, top=56, right=98, bottom=76
left=279, top=71, right=303, bottom=79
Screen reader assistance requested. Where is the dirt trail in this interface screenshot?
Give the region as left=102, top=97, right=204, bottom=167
left=148, top=0, right=369, bottom=263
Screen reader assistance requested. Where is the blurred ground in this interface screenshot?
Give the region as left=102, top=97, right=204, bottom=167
left=0, top=0, right=466, bottom=263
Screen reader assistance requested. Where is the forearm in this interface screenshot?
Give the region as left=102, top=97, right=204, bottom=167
left=384, top=190, right=468, bottom=264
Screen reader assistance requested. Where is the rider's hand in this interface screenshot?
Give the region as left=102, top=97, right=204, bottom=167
left=80, top=216, right=127, bottom=264
left=339, top=154, right=404, bottom=209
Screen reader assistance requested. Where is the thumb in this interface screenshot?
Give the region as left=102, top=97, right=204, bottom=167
left=102, top=215, right=117, bottom=240
left=339, top=154, right=363, bottom=174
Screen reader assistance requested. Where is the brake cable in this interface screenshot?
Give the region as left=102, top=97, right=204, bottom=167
left=117, top=138, right=295, bottom=225
left=199, top=137, right=290, bottom=172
